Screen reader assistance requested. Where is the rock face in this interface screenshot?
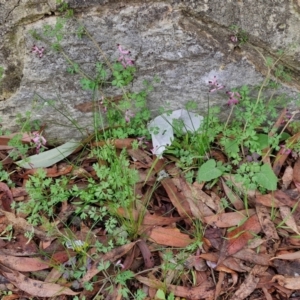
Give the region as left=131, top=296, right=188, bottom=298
left=1, top=0, right=300, bottom=141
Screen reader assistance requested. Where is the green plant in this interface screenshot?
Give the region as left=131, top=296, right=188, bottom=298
left=0, top=224, right=14, bottom=241
left=15, top=168, right=71, bottom=226
left=8, top=1, right=299, bottom=299
left=229, top=25, right=249, bottom=45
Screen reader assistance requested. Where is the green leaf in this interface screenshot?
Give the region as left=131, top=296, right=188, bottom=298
left=257, top=133, right=269, bottom=149
left=197, top=159, right=223, bottom=182
left=223, top=139, right=239, bottom=157
left=155, top=289, right=166, bottom=300
left=16, top=140, right=80, bottom=169
left=256, top=163, right=278, bottom=191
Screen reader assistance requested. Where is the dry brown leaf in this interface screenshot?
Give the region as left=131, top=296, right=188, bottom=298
left=272, top=275, right=300, bottom=290
left=256, top=204, right=279, bottom=240
left=0, top=251, right=72, bottom=272
left=116, top=207, right=182, bottom=228
left=233, top=248, right=270, bottom=266
left=0, top=182, right=13, bottom=212
left=293, top=157, right=300, bottom=192
left=279, top=206, right=300, bottom=235
left=2, top=295, right=20, bottom=300
left=222, top=257, right=251, bottom=272
left=273, top=131, right=300, bottom=175
left=44, top=267, right=64, bottom=283
left=274, top=190, right=300, bottom=212
left=222, top=174, right=256, bottom=200
left=174, top=177, right=214, bottom=221
left=137, top=169, right=156, bottom=183
left=229, top=273, right=259, bottom=300
left=224, top=214, right=261, bottom=257
left=11, top=187, right=27, bottom=198
left=161, top=178, right=192, bottom=219
left=0, top=210, right=51, bottom=241
left=74, top=95, right=123, bottom=112
left=271, top=251, right=300, bottom=260
left=0, top=132, right=32, bottom=148
left=192, top=181, right=220, bottom=212
left=200, top=252, right=219, bottom=263
left=216, top=262, right=240, bottom=273
left=0, top=268, right=78, bottom=297
left=135, top=275, right=215, bottom=299
left=23, top=165, right=73, bottom=178
left=221, top=179, right=244, bottom=210
left=127, top=148, right=153, bottom=167
left=184, top=256, right=207, bottom=271
left=204, top=209, right=255, bottom=228
left=215, top=271, right=225, bottom=300
left=262, top=287, right=273, bottom=300
left=255, top=193, right=284, bottom=208
left=282, top=165, right=294, bottom=189
left=148, top=226, right=194, bottom=247
left=137, top=240, right=154, bottom=269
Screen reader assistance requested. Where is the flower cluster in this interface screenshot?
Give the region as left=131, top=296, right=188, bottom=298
left=31, top=45, right=45, bottom=58
left=124, top=109, right=135, bottom=123
left=208, top=76, right=225, bottom=93
left=31, top=132, right=46, bottom=153
left=117, top=44, right=134, bottom=68
left=230, top=35, right=238, bottom=43
left=226, top=91, right=241, bottom=106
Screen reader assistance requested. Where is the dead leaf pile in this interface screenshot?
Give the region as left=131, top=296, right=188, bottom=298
left=1, top=115, right=300, bottom=299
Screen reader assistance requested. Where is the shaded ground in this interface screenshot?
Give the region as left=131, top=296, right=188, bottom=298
left=0, top=113, right=300, bottom=299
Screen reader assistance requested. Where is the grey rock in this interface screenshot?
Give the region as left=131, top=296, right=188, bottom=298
left=0, top=0, right=300, bottom=142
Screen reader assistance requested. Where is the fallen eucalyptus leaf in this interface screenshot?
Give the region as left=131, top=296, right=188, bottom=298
left=16, top=140, right=80, bottom=169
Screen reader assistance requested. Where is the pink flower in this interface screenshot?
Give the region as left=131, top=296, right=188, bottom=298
left=137, top=136, right=149, bottom=147
left=115, top=259, right=125, bottom=269
left=124, top=110, right=134, bottom=122
left=208, top=76, right=225, bottom=92
left=31, top=132, right=47, bottom=153
left=117, top=44, right=130, bottom=55
left=230, top=35, right=238, bottom=43
left=227, top=97, right=239, bottom=105
left=31, top=45, right=45, bottom=58
left=117, top=44, right=134, bottom=68
left=226, top=91, right=241, bottom=106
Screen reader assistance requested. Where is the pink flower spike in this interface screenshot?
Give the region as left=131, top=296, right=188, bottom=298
left=208, top=76, right=218, bottom=86
left=125, top=110, right=134, bottom=123
left=117, top=44, right=134, bottom=68
left=31, top=132, right=47, bottom=153
left=125, top=57, right=134, bottom=65
left=226, top=91, right=241, bottom=99
left=230, top=35, right=238, bottom=43
left=115, top=259, right=125, bottom=269
left=227, top=97, right=239, bottom=106
left=117, top=44, right=130, bottom=55
left=31, top=45, right=45, bottom=58
left=137, top=136, right=149, bottom=146
left=208, top=76, right=224, bottom=92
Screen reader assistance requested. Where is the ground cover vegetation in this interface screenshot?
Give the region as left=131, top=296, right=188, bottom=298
left=0, top=1, right=300, bottom=299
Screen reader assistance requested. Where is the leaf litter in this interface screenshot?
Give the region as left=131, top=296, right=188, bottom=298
left=1, top=117, right=300, bottom=299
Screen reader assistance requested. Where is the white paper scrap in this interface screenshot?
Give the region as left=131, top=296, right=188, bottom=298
left=147, top=109, right=203, bottom=156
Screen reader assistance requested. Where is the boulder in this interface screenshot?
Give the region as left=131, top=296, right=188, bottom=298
left=1, top=0, right=300, bottom=141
